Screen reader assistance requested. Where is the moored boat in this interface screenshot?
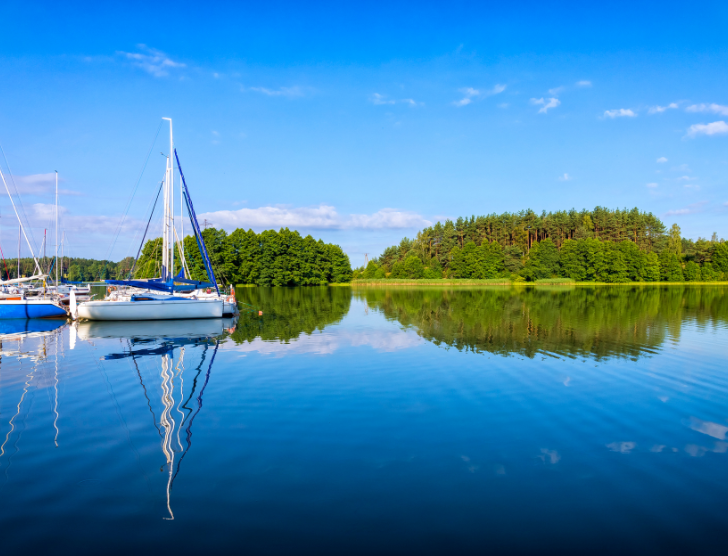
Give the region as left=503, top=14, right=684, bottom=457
left=73, top=118, right=229, bottom=321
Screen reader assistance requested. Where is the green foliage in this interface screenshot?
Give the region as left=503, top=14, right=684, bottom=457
left=643, top=252, right=661, bottom=282
left=683, top=261, right=701, bottom=282
left=522, top=238, right=559, bottom=281
left=391, top=260, right=406, bottom=278
left=659, top=251, right=684, bottom=282
left=404, top=255, right=425, bottom=278
left=701, top=262, right=719, bottom=282
left=713, top=242, right=728, bottom=273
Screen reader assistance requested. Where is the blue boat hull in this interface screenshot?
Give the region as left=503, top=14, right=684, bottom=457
left=0, top=300, right=68, bottom=319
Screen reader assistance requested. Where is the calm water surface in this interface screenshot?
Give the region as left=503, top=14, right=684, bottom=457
left=1, top=286, right=727, bottom=555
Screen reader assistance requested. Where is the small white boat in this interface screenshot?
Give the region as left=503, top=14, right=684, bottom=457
left=76, top=292, right=222, bottom=321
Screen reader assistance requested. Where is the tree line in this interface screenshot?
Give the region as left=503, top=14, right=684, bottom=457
left=135, top=227, right=352, bottom=286
left=356, top=207, right=728, bottom=282
left=0, top=255, right=135, bottom=282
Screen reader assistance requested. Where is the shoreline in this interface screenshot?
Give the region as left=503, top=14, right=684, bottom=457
left=348, top=280, right=728, bottom=287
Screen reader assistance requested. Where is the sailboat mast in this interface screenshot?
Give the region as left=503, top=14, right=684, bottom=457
left=55, top=171, right=59, bottom=285
left=169, top=120, right=174, bottom=280
left=161, top=117, right=173, bottom=281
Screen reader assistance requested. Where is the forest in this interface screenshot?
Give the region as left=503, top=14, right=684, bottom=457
left=356, top=207, right=728, bottom=282
left=135, top=227, right=352, bottom=286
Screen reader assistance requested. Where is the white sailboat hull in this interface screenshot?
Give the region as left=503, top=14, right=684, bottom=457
left=77, top=298, right=223, bottom=321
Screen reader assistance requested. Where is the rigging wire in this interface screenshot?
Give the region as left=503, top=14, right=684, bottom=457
left=102, top=120, right=164, bottom=271
left=0, top=143, right=39, bottom=255
left=127, top=180, right=164, bottom=279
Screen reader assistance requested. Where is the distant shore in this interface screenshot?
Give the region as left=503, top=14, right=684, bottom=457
left=348, top=279, right=728, bottom=287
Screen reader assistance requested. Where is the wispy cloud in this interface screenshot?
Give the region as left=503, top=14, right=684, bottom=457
left=197, top=204, right=431, bottom=231
left=246, top=86, right=305, bottom=98
left=575, top=80, right=592, bottom=87
left=370, top=93, right=422, bottom=106
left=664, top=201, right=707, bottom=217
left=548, top=86, right=565, bottom=96
left=603, top=108, right=636, bottom=119
left=117, top=44, right=185, bottom=77
left=656, top=157, right=668, bottom=163
left=557, top=173, right=572, bottom=181
left=371, top=93, right=396, bottom=105
left=530, top=97, right=560, bottom=114
left=676, top=175, right=698, bottom=181
left=452, top=84, right=506, bottom=107
left=686, top=103, right=728, bottom=116
left=648, top=103, right=679, bottom=114
left=10, top=173, right=79, bottom=196
left=686, top=121, right=728, bottom=137
left=646, top=182, right=658, bottom=188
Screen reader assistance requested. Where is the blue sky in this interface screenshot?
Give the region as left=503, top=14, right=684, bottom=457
left=1, top=1, right=727, bottom=264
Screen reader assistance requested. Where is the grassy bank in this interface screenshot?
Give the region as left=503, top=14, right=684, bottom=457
left=351, top=279, right=728, bottom=287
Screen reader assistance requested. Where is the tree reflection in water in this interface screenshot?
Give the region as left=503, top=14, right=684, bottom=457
left=354, top=286, right=728, bottom=360
left=231, top=286, right=351, bottom=344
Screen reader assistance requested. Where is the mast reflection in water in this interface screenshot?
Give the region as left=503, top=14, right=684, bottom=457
left=77, top=319, right=230, bottom=520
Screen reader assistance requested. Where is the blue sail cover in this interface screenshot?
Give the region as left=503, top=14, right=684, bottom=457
left=106, top=271, right=214, bottom=293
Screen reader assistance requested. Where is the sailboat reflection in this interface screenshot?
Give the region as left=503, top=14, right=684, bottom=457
left=78, top=318, right=232, bottom=519
left=0, top=321, right=66, bottom=460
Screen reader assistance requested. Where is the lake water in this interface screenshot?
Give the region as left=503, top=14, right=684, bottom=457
left=1, top=286, right=727, bottom=555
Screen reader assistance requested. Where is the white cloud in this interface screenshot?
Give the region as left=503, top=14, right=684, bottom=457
left=686, top=120, right=728, bottom=137
left=530, top=97, right=560, bottom=113
left=117, top=44, right=185, bottom=77
left=575, top=80, right=592, bottom=87
left=8, top=173, right=79, bottom=196
left=548, top=86, right=565, bottom=96
left=452, top=84, right=505, bottom=107
left=401, top=98, right=423, bottom=107
left=371, top=93, right=396, bottom=105
left=656, top=157, right=668, bottom=163
left=557, top=173, right=572, bottom=181
left=648, top=103, right=679, bottom=114
left=347, top=208, right=432, bottom=229
left=646, top=182, right=658, bottom=188
left=247, top=86, right=304, bottom=98
left=197, top=204, right=431, bottom=231
left=664, top=201, right=707, bottom=217
left=676, top=175, right=698, bottom=181
left=603, top=108, right=636, bottom=118
left=371, top=94, right=422, bottom=107
left=686, top=103, right=728, bottom=116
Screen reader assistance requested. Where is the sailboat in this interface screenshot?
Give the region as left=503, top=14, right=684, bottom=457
left=74, top=118, right=228, bottom=321
left=0, top=165, right=67, bottom=319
